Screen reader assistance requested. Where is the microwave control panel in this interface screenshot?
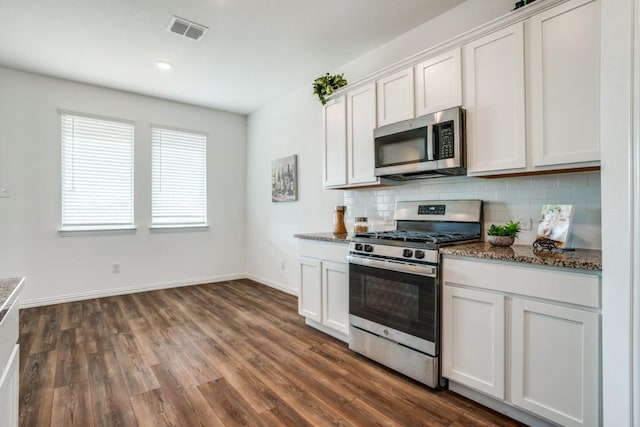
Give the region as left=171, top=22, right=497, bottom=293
left=434, top=121, right=455, bottom=159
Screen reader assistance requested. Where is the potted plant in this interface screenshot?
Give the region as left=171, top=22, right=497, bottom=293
left=313, top=73, right=348, bottom=105
left=486, top=221, right=521, bottom=247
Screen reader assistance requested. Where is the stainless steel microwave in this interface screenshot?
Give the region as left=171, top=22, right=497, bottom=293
left=374, top=107, right=466, bottom=181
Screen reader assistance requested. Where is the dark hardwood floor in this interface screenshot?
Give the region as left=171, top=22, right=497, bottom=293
left=18, top=279, right=523, bottom=426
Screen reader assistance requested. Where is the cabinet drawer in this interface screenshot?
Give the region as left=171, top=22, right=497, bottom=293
left=298, top=239, right=349, bottom=263
left=443, top=257, right=600, bottom=308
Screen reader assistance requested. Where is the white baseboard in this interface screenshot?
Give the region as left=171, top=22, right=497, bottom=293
left=448, top=382, right=555, bottom=427
left=19, top=273, right=246, bottom=308
left=305, top=318, right=349, bottom=343
left=245, top=273, right=298, bottom=296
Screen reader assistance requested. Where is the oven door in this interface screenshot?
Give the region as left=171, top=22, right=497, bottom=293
left=348, top=256, right=439, bottom=356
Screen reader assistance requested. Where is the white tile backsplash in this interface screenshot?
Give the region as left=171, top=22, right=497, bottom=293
left=343, top=171, right=602, bottom=249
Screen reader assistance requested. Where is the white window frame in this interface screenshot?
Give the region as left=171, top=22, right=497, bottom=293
left=59, top=111, right=135, bottom=233
left=151, top=125, right=208, bottom=229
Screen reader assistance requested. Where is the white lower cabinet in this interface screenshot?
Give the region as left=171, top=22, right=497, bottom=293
left=321, top=261, right=349, bottom=336
left=297, top=239, right=349, bottom=341
left=510, top=298, right=599, bottom=427
left=0, top=344, right=19, bottom=427
left=0, top=285, right=22, bottom=427
left=442, top=256, right=601, bottom=427
left=298, top=257, right=322, bottom=322
left=442, top=286, right=505, bottom=399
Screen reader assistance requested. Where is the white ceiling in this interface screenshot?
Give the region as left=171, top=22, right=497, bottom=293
left=0, top=0, right=466, bottom=114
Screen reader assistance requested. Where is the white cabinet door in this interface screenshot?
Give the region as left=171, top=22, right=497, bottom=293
left=511, top=298, right=600, bottom=427
left=464, top=23, right=526, bottom=174
left=322, top=95, right=347, bottom=187
left=298, top=257, right=322, bottom=322
left=347, top=83, right=379, bottom=185
left=442, top=286, right=505, bottom=399
left=322, top=261, right=349, bottom=336
left=415, top=48, right=462, bottom=116
left=528, top=0, right=600, bottom=167
left=377, top=68, right=415, bottom=126
left=0, top=345, right=19, bottom=427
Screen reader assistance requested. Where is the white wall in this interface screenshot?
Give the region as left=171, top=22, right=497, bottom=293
left=0, top=67, right=247, bottom=306
left=245, top=0, right=535, bottom=293
left=245, top=85, right=343, bottom=293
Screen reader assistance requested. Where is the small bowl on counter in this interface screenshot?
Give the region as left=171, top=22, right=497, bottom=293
left=486, top=235, right=516, bottom=247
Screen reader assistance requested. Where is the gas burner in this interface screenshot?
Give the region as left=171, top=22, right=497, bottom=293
left=354, top=230, right=481, bottom=245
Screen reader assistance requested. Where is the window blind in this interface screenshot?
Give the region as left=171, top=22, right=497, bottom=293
left=61, top=113, right=134, bottom=229
left=152, top=127, right=207, bottom=226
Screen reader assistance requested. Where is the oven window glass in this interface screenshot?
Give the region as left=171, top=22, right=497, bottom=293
left=349, top=263, right=437, bottom=343
left=365, top=280, right=419, bottom=322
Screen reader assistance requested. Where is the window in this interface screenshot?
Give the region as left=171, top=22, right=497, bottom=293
left=152, top=127, right=207, bottom=227
left=61, top=113, right=134, bottom=230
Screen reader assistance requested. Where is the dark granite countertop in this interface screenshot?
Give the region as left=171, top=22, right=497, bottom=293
left=295, top=233, right=602, bottom=271
left=440, top=242, right=602, bottom=271
left=293, top=232, right=353, bottom=244
left=0, top=277, right=25, bottom=324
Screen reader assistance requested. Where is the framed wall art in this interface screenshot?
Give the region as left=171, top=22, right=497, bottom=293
left=272, top=155, right=297, bottom=202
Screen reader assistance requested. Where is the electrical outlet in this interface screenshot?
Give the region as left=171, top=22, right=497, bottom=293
left=0, top=187, right=8, bottom=198
left=280, top=261, right=286, bottom=270
left=517, top=218, right=533, bottom=231
left=112, top=263, right=120, bottom=273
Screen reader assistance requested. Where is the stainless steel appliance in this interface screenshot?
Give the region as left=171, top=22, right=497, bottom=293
left=374, top=107, right=466, bottom=181
left=348, top=199, right=482, bottom=388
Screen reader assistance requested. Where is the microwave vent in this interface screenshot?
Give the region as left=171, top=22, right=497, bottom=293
left=167, top=16, right=208, bottom=41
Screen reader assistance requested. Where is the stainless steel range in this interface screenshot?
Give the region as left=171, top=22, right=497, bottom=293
left=347, top=199, right=482, bottom=388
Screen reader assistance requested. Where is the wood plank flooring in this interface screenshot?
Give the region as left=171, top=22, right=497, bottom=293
left=18, top=279, right=523, bottom=426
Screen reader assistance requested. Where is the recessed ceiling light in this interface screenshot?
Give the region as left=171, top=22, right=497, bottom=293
left=156, top=61, right=173, bottom=70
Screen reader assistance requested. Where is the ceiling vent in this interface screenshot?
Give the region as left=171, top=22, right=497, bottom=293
left=167, top=16, right=208, bottom=41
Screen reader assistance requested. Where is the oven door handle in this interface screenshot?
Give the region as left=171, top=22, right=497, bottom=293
left=347, top=255, right=437, bottom=277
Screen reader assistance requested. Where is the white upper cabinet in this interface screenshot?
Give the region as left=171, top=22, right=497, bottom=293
left=347, top=83, right=379, bottom=185
left=464, top=0, right=601, bottom=176
left=322, top=0, right=601, bottom=184
left=376, top=67, right=415, bottom=126
left=323, top=85, right=380, bottom=189
left=415, top=48, right=462, bottom=116
left=527, top=0, right=600, bottom=167
left=464, top=22, right=527, bottom=175
left=322, top=95, right=347, bottom=187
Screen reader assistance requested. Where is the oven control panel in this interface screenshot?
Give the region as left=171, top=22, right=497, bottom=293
left=418, top=204, right=445, bottom=215
left=349, top=242, right=438, bottom=264
left=353, top=243, right=373, bottom=253
left=402, top=249, right=426, bottom=259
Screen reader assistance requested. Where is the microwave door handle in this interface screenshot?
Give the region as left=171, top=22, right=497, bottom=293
left=426, top=125, right=435, bottom=161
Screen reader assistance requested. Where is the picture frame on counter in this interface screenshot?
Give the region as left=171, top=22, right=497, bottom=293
left=536, top=204, right=574, bottom=248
